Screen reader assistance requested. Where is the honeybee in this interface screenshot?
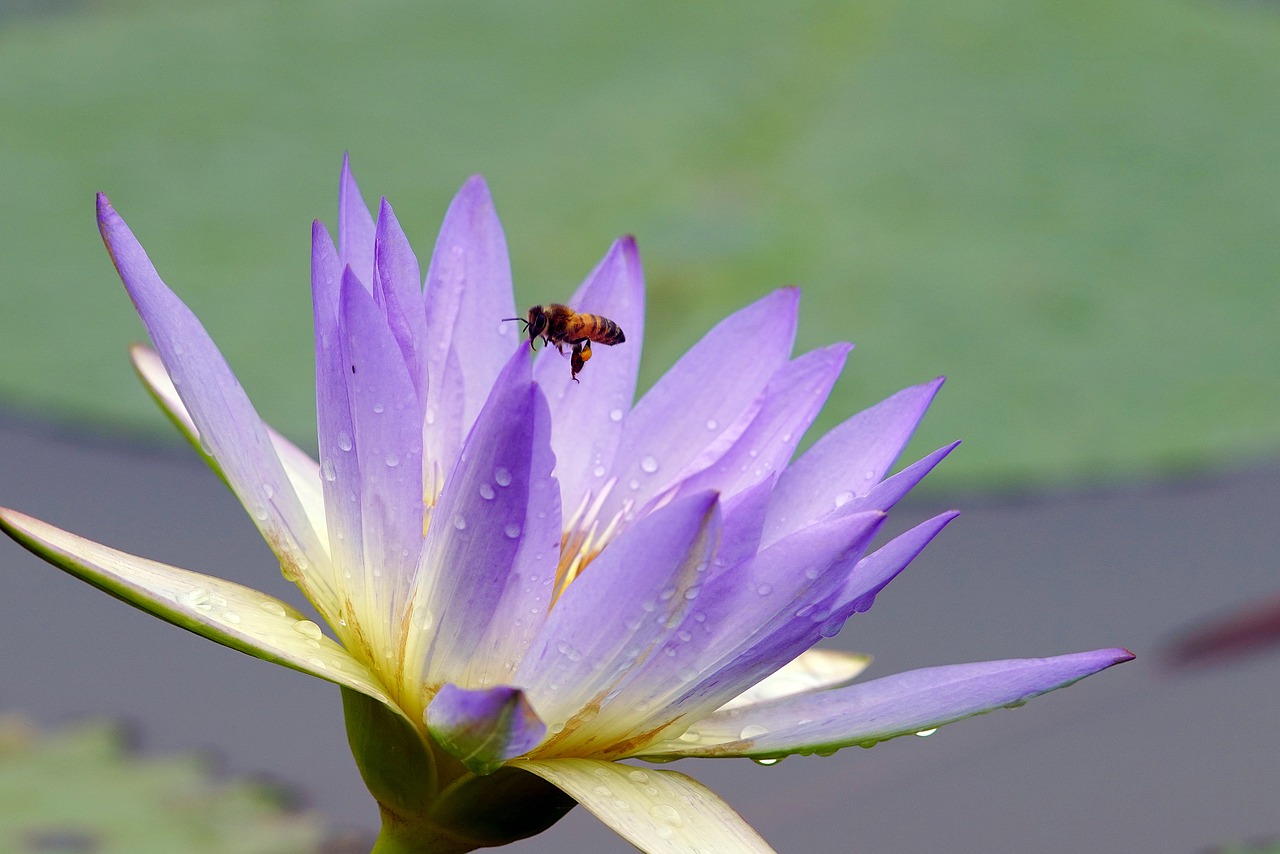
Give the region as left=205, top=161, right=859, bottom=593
left=506, top=304, right=626, bottom=382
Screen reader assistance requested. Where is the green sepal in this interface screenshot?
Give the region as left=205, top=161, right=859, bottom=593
left=427, top=766, right=576, bottom=847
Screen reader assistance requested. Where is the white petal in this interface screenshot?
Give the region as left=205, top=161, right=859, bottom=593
left=514, top=758, right=776, bottom=854
left=717, top=648, right=871, bottom=712
left=0, top=508, right=404, bottom=720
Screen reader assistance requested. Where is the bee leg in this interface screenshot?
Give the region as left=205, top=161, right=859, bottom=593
left=570, top=341, right=590, bottom=382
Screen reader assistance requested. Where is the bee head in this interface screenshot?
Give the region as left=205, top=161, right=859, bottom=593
left=525, top=305, right=549, bottom=340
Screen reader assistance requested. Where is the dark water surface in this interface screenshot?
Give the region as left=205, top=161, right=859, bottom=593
left=2, top=420, right=1277, bottom=852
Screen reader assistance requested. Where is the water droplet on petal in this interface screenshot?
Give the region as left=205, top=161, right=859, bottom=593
left=479, top=483, right=495, bottom=500
left=321, top=459, right=337, bottom=481
left=373, top=402, right=385, bottom=413
left=650, top=804, right=683, bottom=827
left=834, top=491, right=854, bottom=508
left=705, top=419, right=718, bottom=431
left=261, top=483, right=274, bottom=500
left=756, top=583, right=773, bottom=596
left=609, top=408, right=624, bottom=422
left=752, top=757, right=781, bottom=766
left=337, top=432, right=354, bottom=452
left=640, top=455, right=659, bottom=474
left=504, top=523, right=521, bottom=539
left=628, top=478, right=640, bottom=490
left=453, top=516, right=467, bottom=530
left=494, top=467, right=512, bottom=486
left=223, top=610, right=241, bottom=624
left=916, top=728, right=937, bottom=737
left=593, top=465, right=606, bottom=478
left=739, top=724, right=769, bottom=740
left=293, top=620, right=323, bottom=640
left=260, top=601, right=286, bottom=617
left=627, top=770, right=650, bottom=784
left=385, top=453, right=400, bottom=468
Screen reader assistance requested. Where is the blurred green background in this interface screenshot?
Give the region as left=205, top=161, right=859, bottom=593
left=1, top=0, right=1277, bottom=492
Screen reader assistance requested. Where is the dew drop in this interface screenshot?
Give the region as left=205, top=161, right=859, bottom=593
left=337, top=431, right=354, bottom=452
left=307, top=657, right=328, bottom=670
left=627, top=770, right=650, bottom=784
left=222, top=610, right=241, bottom=624
left=916, top=728, right=938, bottom=737
left=628, top=478, right=641, bottom=490
left=608, top=408, right=624, bottom=422
left=640, top=455, right=659, bottom=474
left=385, top=453, right=400, bottom=468
left=650, top=804, right=683, bottom=827
left=479, top=483, right=496, bottom=500
left=752, top=757, right=781, bottom=766
left=252, top=503, right=269, bottom=521
left=321, top=459, right=337, bottom=482
left=593, top=465, right=606, bottom=478
left=293, top=620, right=323, bottom=640
left=261, top=483, right=274, bottom=500
left=756, top=583, right=773, bottom=596
left=504, top=523, right=522, bottom=539
left=373, top=402, right=385, bottom=413
left=494, top=466, right=512, bottom=486
left=834, top=491, right=854, bottom=508
left=453, top=516, right=467, bottom=530
left=739, top=724, right=769, bottom=740
left=705, top=419, right=718, bottom=431
left=260, top=601, right=286, bottom=617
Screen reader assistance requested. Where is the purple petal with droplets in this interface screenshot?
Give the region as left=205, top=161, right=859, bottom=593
left=97, top=194, right=333, bottom=607
left=337, top=269, right=424, bottom=610
left=764, top=377, right=945, bottom=545
left=840, top=440, right=960, bottom=517
left=337, top=154, right=375, bottom=289
left=601, top=288, right=799, bottom=525
left=422, top=175, right=519, bottom=474
left=373, top=197, right=427, bottom=397
left=640, top=649, right=1135, bottom=759
left=838, top=511, right=959, bottom=615
left=673, top=343, right=851, bottom=502
left=534, top=237, right=646, bottom=508
left=410, top=348, right=554, bottom=689
left=427, top=684, right=547, bottom=776
left=516, top=492, right=720, bottom=737
left=312, top=220, right=364, bottom=592
left=611, top=511, right=886, bottom=740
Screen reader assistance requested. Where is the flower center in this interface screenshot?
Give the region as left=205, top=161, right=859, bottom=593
left=555, top=477, right=632, bottom=596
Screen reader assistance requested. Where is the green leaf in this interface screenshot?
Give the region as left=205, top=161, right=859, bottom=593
left=0, top=715, right=328, bottom=853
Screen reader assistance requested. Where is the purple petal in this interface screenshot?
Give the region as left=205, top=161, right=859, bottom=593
left=338, top=154, right=376, bottom=289
left=427, top=684, right=547, bottom=775
left=763, top=377, right=945, bottom=545
left=373, top=197, right=427, bottom=398
left=640, top=649, right=1135, bottom=759
left=534, top=237, right=646, bottom=508
left=97, top=195, right=334, bottom=611
left=712, top=476, right=776, bottom=572
left=599, top=288, right=799, bottom=526
left=605, top=511, right=886, bottom=741
left=843, top=440, right=961, bottom=516
left=837, top=510, right=959, bottom=615
left=335, top=268, right=425, bottom=620
left=408, top=348, right=558, bottom=690
left=672, top=343, right=851, bottom=502
left=516, top=491, right=721, bottom=739
left=422, top=176, right=519, bottom=478
left=312, top=220, right=365, bottom=597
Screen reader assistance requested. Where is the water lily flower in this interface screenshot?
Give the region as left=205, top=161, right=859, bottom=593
left=0, top=158, right=1132, bottom=854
